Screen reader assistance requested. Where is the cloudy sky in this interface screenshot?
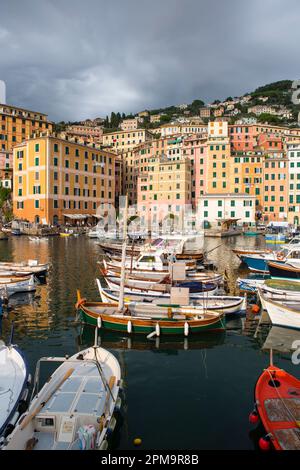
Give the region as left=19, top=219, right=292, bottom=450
left=0, top=0, right=299, bottom=122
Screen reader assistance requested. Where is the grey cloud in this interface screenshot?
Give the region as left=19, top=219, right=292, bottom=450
left=0, top=0, right=299, bottom=121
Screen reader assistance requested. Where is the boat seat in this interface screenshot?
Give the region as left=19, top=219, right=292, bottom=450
left=274, top=428, right=300, bottom=450
left=265, top=398, right=300, bottom=421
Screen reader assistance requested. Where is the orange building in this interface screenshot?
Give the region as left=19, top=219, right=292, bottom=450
left=0, top=103, right=53, bottom=152
left=13, top=133, right=116, bottom=225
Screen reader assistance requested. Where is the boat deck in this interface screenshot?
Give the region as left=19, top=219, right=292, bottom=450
left=30, top=359, right=113, bottom=450
left=265, top=398, right=300, bottom=450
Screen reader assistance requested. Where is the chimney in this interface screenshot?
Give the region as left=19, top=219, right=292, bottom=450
left=0, top=80, right=6, bottom=104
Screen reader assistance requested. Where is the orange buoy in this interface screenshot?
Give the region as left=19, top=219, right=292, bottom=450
left=252, top=304, right=260, bottom=314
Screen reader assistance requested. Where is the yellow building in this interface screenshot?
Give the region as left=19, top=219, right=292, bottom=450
left=206, top=121, right=231, bottom=193
left=0, top=103, right=53, bottom=152
left=137, top=155, right=192, bottom=226
left=13, top=133, right=116, bottom=225
left=102, top=129, right=153, bottom=152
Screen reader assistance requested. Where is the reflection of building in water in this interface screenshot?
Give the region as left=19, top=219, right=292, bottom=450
left=10, top=237, right=50, bottom=265
left=9, top=284, right=53, bottom=341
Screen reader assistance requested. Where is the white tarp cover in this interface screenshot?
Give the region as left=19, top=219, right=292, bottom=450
left=267, top=222, right=289, bottom=228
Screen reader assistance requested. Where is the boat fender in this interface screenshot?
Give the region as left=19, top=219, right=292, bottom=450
left=107, top=416, right=117, bottom=435
left=155, top=323, right=160, bottom=337
left=251, top=304, right=260, bottom=314
left=8, top=411, right=20, bottom=428
left=115, top=397, right=122, bottom=411
left=184, top=322, right=189, bottom=337
left=277, top=252, right=284, bottom=261
left=258, top=435, right=271, bottom=451
left=97, top=317, right=102, bottom=329
left=249, top=409, right=259, bottom=424
left=127, top=321, right=132, bottom=334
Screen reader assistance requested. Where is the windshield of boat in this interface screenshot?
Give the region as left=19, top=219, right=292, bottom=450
left=286, top=249, right=300, bottom=259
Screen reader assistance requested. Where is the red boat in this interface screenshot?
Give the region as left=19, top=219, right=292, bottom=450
left=252, top=365, right=300, bottom=450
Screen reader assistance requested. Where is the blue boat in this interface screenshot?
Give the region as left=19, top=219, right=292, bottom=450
left=240, top=255, right=270, bottom=272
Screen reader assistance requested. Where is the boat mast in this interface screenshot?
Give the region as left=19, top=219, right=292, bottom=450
left=118, top=195, right=128, bottom=312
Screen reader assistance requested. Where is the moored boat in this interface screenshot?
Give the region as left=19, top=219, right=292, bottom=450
left=75, top=293, right=226, bottom=336
left=257, top=288, right=300, bottom=329
left=0, top=342, right=30, bottom=444
left=97, top=280, right=246, bottom=315
left=2, top=343, right=121, bottom=450
left=0, top=275, right=36, bottom=295
left=101, top=274, right=218, bottom=296
left=267, top=260, right=300, bottom=281
left=250, top=363, right=300, bottom=450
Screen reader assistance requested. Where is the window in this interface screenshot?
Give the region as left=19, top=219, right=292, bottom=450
left=54, top=157, right=58, bottom=166
left=245, top=211, right=250, bottom=218
left=65, top=146, right=69, bottom=155
left=204, top=211, right=208, bottom=217
left=204, top=200, right=208, bottom=207
left=53, top=200, right=58, bottom=209
left=54, top=143, right=58, bottom=152
left=217, top=211, right=222, bottom=217
left=35, top=143, right=39, bottom=152
left=65, top=160, right=69, bottom=168
left=35, top=200, right=39, bottom=209
left=35, top=157, right=39, bottom=166
left=231, top=200, right=235, bottom=207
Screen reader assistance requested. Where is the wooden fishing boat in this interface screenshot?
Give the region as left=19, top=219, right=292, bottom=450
left=97, top=281, right=246, bottom=315
left=0, top=342, right=30, bottom=444
left=233, top=248, right=270, bottom=258
left=267, top=261, right=300, bottom=280
left=2, top=343, right=121, bottom=450
left=104, top=276, right=218, bottom=296
left=102, top=261, right=223, bottom=284
left=252, top=364, right=300, bottom=450
left=75, top=294, right=226, bottom=336
left=0, top=275, right=36, bottom=295
left=60, top=232, right=72, bottom=237
left=257, top=288, right=300, bottom=329
left=98, top=241, right=143, bottom=256
left=260, top=279, right=300, bottom=301
left=0, top=261, right=49, bottom=277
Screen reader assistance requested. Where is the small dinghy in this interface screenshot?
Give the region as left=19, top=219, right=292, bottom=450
left=0, top=341, right=30, bottom=445
left=250, top=362, right=300, bottom=450
left=2, top=336, right=121, bottom=450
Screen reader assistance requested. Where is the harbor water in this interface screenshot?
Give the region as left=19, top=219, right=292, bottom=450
left=0, top=234, right=299, bottom=450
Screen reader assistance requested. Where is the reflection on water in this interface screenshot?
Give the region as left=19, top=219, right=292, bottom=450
left=0, top=234, right=299, bottom=450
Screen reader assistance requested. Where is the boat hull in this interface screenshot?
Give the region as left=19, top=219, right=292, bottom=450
left=258, top=290, right=300, bottom=329
left=77, top=302, right=225, bottom=335
left=268, top=261, right=300, bottom=280
left=240, top=255, right=270, bottom=272
left=255, top=365, right=300, bottom=450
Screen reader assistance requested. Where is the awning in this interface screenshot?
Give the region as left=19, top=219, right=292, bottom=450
left=63, top=214, right=94, bottom=220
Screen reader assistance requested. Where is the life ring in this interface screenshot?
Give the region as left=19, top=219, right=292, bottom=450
left=277, top=253, right=284, bottom=261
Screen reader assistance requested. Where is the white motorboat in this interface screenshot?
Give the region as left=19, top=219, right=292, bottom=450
left=3, top=342, right=122, bottom=450
left=0, top=342, right=30, bottom=444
